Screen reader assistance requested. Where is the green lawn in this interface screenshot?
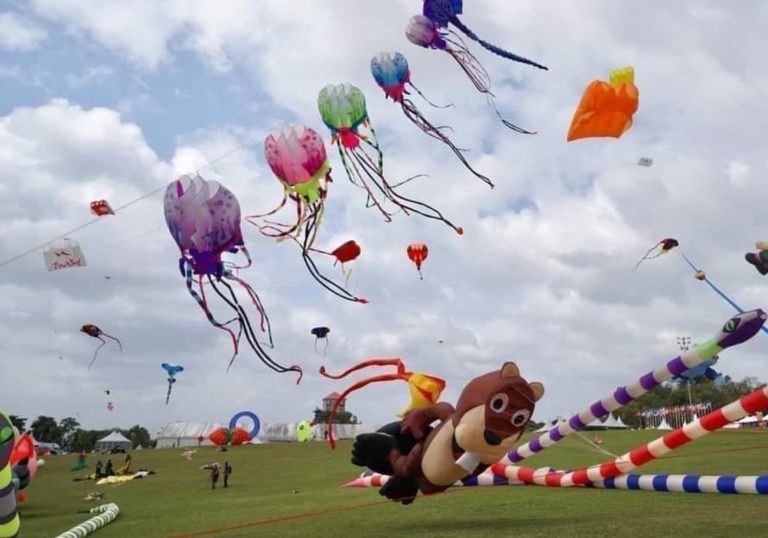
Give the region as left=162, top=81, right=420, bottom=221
left=20, top=430, right=768, bottom=538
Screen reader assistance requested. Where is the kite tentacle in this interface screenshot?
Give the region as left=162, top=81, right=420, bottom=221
left=447, top=16, right=548, bottom=70
left=209, top=277, right=302, bottom=382
left=184, top=261, right=240, bottom=357
left=443, top=36, right=493, bottom=94
left=319, top=358, right=407, bottom=379
left=408, top=82, right=454, bottom=109
left=88, top=337, right=107, bottom=370
left=400, top=99, right=494, bottom=187
left=300, top=213, right=368, bottom=304
left=487, top=97, right=537, bottom=135
left=326, top=372, right=410, bottom=449
left=225, top=273, right=273, bottom=343
left=245, top=190, right=289, bottom=220
left=353, top=150, right=463, bottom=234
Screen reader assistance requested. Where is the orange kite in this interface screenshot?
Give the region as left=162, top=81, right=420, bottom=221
left=567, top=66, right=639, bottom=142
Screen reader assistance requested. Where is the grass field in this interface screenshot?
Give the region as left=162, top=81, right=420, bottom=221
left=19, top=430, right=768, bottom=538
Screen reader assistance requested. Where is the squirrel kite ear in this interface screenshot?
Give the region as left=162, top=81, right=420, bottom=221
left=528, top=382, right=545, bottom=402
left=500, top=362, right=519, bottom=378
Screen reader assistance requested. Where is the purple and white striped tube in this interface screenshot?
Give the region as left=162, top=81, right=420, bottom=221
left=592, top=474, right=768, bottom=494
left=502, top=309, right=766, bottom=464
left=344, top=472, right=524, bottom=488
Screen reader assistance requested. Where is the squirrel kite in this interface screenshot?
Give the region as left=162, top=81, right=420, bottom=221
left=350, top=361, right=544, bottom=504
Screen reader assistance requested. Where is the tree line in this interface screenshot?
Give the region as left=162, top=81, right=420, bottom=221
left=9, top=415, right=152, bottom=452
left=615, top=376, right=764, bottom=428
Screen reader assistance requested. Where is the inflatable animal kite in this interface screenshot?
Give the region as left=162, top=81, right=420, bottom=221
left=311, top=327, right=330, bottom=356
left=567, top=66, right=639, bottom=142
left=370, top=51, right=492, bottom=187
left=162, top=363, right=184, bottom=404
left=80, top=325, right=122, bottom=369
left=745, top=241, right=768, bottom=276
left=407, top=243, right=429, bottom=279
left=164, top=174, right=302, bottom=381
left=318, top=83, right=462, bottom=233
left=349, top=361, right=543, bottom=504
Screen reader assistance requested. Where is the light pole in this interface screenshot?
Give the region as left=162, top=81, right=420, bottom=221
left=677, top=336, right=694, bottom=421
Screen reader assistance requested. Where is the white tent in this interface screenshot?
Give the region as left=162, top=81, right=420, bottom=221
left=656, top=418, right=672, bottom=430
left=601, top=414, right=629, bottom=429
left=155, top=422, right=224, bottom=448
left=95, top=431, right=132, bottom=452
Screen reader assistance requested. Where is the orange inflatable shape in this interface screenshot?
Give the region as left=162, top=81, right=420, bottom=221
left=567, top=66, right=638, bottom=142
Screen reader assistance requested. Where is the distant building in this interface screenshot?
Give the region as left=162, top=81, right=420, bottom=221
left=322, top=392, right=346, bottom=413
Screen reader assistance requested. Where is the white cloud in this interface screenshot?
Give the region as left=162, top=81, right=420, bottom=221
left=3, top=2, right=768, bottom=436
left=0, top=11, right=47, bottom=50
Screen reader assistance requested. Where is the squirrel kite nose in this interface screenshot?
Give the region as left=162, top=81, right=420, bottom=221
left=484, top=429, right=503, bottom=446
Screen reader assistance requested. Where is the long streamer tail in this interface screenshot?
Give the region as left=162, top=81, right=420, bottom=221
left=448, top=16, right=548, bottom=70
left=88, top=337, right=107, bottom=370
left=401, top=100, right=495, bottom=187
left=209, top=276, right=303, bottom=383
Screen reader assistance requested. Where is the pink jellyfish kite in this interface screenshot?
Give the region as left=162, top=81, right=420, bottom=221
left=164, top=174, right=302, bottom=382
left=246, top=125, right=367, bottom=304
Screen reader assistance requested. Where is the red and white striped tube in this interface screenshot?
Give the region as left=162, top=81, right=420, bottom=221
left=492, top=386, right=768, bottom=487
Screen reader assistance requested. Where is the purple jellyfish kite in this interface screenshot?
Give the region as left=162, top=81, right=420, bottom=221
left=164, top=174, right=302, bottom=382
left=406, top=0, right=546, bottom=134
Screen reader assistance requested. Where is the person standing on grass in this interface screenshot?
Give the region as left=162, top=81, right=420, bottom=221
left=210, top=463, right=220, bottom=489
left=223, top=461, right=232, bottom=488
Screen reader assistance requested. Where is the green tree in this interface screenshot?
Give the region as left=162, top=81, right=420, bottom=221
left=58, top=417, right=80, bottom=450
left=312, top=408, right=359, bottom=424
left=126, top=425, right=151, bottom=449
left=8, top=415, right=26, bottom=432
left=31, top=416, right=61, bottom=444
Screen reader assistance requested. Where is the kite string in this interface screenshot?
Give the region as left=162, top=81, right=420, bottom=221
left=0, top=143, right=244, bottom=269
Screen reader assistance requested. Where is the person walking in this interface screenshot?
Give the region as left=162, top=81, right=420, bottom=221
left=210, top=463, right=220, bottom=489
left=223, top=461, right=232, bottom=488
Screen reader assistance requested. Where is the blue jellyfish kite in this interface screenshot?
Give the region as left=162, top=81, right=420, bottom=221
left=162, top=363, right=184, bottom=404
left=371, top=52, right=493, bottom=188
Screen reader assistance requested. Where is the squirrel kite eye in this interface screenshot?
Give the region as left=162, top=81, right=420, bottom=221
left=511, top=409, right=531, bottom=426
left=490, top=393, right=509, bottom=413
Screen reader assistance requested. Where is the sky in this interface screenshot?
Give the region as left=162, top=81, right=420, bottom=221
left=2, top=0, right=768, bottom=438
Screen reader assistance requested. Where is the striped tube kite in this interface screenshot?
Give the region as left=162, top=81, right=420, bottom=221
left=567, top=66, right=639, bottom=142
left=318, top=83, right=462, bottom=234
left=52, top=504, right=120, bottom=538
left=247, top=125, right=367, bottom=303
left=0, top=412, right=20, bottom=538
left=370, top=52, right=493, bottom=187
left=164, top=174, right=302, bottom=381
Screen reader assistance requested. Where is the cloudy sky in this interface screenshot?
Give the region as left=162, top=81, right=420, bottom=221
left=2, top=0, right=768, bottom=437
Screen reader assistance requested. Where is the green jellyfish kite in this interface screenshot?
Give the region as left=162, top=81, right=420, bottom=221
left=317, top=83, right=462, bottom=234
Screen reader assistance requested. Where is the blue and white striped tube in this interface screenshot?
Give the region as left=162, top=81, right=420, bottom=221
left=502, top=310, right=766, bottom=464
left=592, top=474, right=768, bottom=494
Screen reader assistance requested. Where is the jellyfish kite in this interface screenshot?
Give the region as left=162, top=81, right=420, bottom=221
left=246, top=125, right=366, bottom=304
left=567, top=66, right=639, bottom=142
left=405, top=10, right=541, bottom=134
left=319, top=358, right=446, bottom=449
left=318, top=83, right=462, bottom=234
left=421, top=0, right=547, bottom=70
left=407, top=243, right=429, bottom=279
left=371, top=52, right=492, bottom=187
left=162, top=363, right=184, bottom=404
left=164, top=174, right=302, bottom=382
left=311, top=326, right=330, bottom=356
left=634, top=238, right=678, bottom=271
left=80, top=324, right=122, bottom=369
